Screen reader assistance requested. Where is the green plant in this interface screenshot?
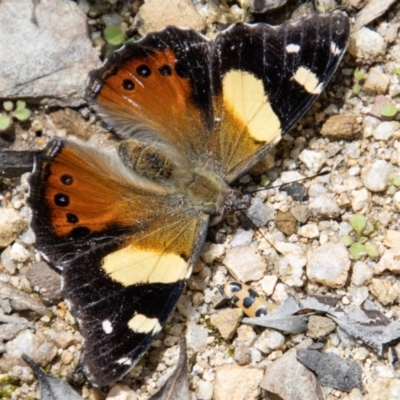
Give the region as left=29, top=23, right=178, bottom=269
left=0, top=100, right=31, bottom=132
left=381, top=104, right=398, bottom=118
left=0, top=376, right=21, bottom=399
left=104, top=26, right=125, bottom=46
left=352, top=68, right=366, bottom=95
left=387, top=174, right=400, bottom=195
left=340, top=214, right=379, bottom=260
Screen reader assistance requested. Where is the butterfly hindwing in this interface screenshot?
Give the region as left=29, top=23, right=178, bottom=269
left=28, top=138, right=209, bottom=386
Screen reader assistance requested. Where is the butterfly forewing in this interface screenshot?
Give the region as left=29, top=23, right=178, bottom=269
left=87, top=27, right=214, bottom=162
left=210, top=12, right=350, bottom=181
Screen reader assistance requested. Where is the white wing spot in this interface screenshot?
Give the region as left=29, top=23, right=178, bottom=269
left=330, top=42, right=341, bottom=56
left=117, top=357, right=132, bottom=366
left=128, top=313, right=162, bottom=334
left=286, top=43, right=300, bottom=53
left=102, top=319, right=113, bottom=334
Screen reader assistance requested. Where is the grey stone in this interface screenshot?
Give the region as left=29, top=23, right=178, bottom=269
left=186, top=321, right=208, bottom=352
left=0, top=0, right=101, bottom=107
left=136, top=0, right=206, bottom=36
left=211, top=308, right=243, bottom=340
left=309, top=195, right=341, bottom=220
left=296, top=349, right=364, bottom=392
left=214, top=365, right=264, bottom=400
left=223, top=247, right=266, bottom=282
left=348, top=27, right=387, bottom=58
left=361, top=160, right=393, bottom=192
left=261, top=339, right=324, bottom=400
left=0, top=208, right=27, bottom=248
left=0, top=281, right=48, bottom=317
left=26, top=261, right=62, bottom=306
left=307, top=315, right=336, bottom=339
left=244, top=196, right=274, bottom=228
left=307, top=243, right=351, bottom=288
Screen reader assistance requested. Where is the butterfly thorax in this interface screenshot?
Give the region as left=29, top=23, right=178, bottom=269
left=118, top=139, right=231, bottom=216
left=176, top=167, right=231, bottom=216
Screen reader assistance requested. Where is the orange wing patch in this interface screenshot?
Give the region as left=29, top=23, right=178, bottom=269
left=39, top=141, right=168, bottom=237
left=91, top=48, right=208, bottom=156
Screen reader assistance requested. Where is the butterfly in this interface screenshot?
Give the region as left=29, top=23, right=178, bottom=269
left=28, top=12, right=350, bottom=387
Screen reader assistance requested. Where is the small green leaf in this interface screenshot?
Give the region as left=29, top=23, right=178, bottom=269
left=349, top=242, right=366, bottom=260
left=15, top=100, right=26, bottom=110
left=388, top=185, right=397, bottom=195
left=365, top=243, right=379, bottom=258
left=393, top=176, right=400, bottom=187
left=260, top=175, right=270, bottom=187
left=3, top=101, right=13, bottom=111
left=350, top=214, right=367, bottom=237
left=394, top=66, right=400, bottom=76
left=104, top=26, right=125, bottom=46
left=381, top=104, right=398, bottom=118
left=340, top=235, right=353, bottom=247
left=13, top=108, right=31, bottom=121
left=352, top=83, right=361, bottom=94
left=353, top=68, right=365, bottom=81
left=358, top=236, right=368, bottom=244
left=136, top=357, right=146, bottom=367
left=0, top=114, right=12, bottom=131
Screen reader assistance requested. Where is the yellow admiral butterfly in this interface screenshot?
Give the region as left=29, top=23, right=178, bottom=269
left=28, top=12, right=350, bottom=387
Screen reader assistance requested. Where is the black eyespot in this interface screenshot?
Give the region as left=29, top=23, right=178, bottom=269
left=60, top=174, right=73, bottom=185
left=136, top=65, right=151, bottom=77
left=243, top=296, right=255, bottom=309
left=66, top=213, right=79, bottom=224
left=158, top=65, right=172, bottom=76
left=231, top=295, right=239, bottom=305
left=255, top=308, right=267, bottom=317
left=122, top=79, right=135, bottom=90
left=54, top=193, right=69, bottom=207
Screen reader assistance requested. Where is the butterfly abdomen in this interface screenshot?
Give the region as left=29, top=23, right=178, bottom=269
left=118, top=139, right=175, bottom=181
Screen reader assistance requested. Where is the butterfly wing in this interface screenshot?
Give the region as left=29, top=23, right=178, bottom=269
left=210, top=12, right=350, bottom=182
left=28, top=138, right=209, bottom=386
left=87, top=13, right=349, bottom=182
left=87, top=27, right=213, bottom=162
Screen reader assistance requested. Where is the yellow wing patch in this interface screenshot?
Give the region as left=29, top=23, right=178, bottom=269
left=222, top=70, right=281, bottom=143
left=292, top=66, right=323, bottom=94
left=102, top=246, right=189, bottom=286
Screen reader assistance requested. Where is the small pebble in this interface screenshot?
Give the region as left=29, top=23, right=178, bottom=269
left=348, top=27, right=387, bottom=58
left=361, top=160, right=393, bottom=192
left=307, top=243, right=351, bottom=288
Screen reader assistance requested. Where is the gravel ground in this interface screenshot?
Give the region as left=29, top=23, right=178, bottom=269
left=1, top=0, right=400, bottom=399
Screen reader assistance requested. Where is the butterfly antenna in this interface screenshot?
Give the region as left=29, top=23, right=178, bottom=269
left=237, top=210, right=283, bottom=255
left=247, top=169, right=330, bottom=194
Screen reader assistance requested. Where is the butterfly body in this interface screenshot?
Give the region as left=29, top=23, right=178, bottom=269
left=28, top=13, right=350, bottom=386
